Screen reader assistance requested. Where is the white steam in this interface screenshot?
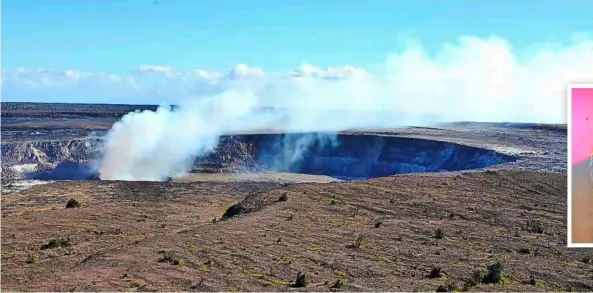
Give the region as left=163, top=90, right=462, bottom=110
left=97, top=35, right=593, bottom=181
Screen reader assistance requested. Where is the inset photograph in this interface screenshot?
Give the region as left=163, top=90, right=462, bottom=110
left=569, top=84, right=593, bottom=246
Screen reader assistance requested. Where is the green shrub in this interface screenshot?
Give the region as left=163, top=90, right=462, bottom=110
left=158, top=251, right=183, bottom=266
left=26, top=254, right=39, bottom=264
left=346, top=234, right=364, bottom=249
left=330, top=278, right=346, bottom=291
left=40, top=237, right=72, bottom=250
left=482, top=260, right=504, bottom=284
left=294, top=272, right=309, bottom=287
left=529, top=276, right=545, bottom=287
left=436, top=277, right=458, bottom=292
left=435, top=228, right=445, bottom=239
left=374, top=220, right=383, bottom=228
left=526, top=219, right=544, bottom=234
left=427, top=266, right=442, bottom=278
left=463, top=269, right=484, bottom=290
left=66, top=197, right=81, bottom=209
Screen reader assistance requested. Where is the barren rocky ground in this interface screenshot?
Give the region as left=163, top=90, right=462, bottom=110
left=1, top=170, right=587, bottom=292
left=1, top=102, right=587, bottom=292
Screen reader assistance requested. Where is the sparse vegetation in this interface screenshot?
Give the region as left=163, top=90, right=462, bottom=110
left=330, top=278, right=346, bottom=291
left=294, top=272, right=309, bottom=288
left=242, top=269, right=264, bottom=278
left=188, top=243, right=198, bottom=253
left=436, top=276, right=458, bottom=292
left=374, top=220, right=383, bottom=228
left=26, top=254, right=39, bottom=264
left=427, top=266, right=442, bottom=278
left=435, top=227, right=445, bottom=239
left=0, top=115, right=577, bottom=292
left=482, top=260, right=507, bottom=284
left=121, top=276, right=144, bottom=289
left=346, top=234, right=364, bottom=249
left=529, top=276, right=545, bottom=287
left=524, top=276, right=546, bottom=287
left=158, top=251, right=183, bottom=266
left=40, top=237, right=72, bottom=250
left=462, top=269, right=484, bottom=291
left=66, top=197, right=81, bottom=209
left=267, top=279, right=293, bottom=286
left=526, top=219, right=544, bottom=234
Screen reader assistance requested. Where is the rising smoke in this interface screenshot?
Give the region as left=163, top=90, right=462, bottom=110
left=97, top=35, right=593, bottom=181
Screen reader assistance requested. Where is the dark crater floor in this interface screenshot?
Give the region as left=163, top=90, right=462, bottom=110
left=250, top=133, right=516, bottom=180
left=24, top=161, right=100, bottom=181
left=20, top=133, right=517, bottom=181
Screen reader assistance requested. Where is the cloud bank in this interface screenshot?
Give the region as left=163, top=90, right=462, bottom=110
left=3, top=34, right=592, bottom=180
left=3, top=34, right=592, bottom=123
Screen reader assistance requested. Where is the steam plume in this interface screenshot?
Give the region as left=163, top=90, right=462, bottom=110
left=97, top=35, right=593, bottom=181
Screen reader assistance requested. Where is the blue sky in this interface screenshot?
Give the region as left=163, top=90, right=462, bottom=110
left=3, top=0, right=592, bottom=72
left=1, top=0, right=592, bottom=112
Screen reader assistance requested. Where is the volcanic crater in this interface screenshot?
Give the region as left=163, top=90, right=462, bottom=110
left=3, top=132, right=516, bottom=181
left=2, top=103, right=578, bottom=292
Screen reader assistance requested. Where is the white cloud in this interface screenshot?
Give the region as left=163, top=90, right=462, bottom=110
left=2, top=34, right=592, bottom=123
left=290, top=63, right=370, bottom=79
left=136, top=65, right=173, bottom=74
left=226, top=63, right=265, bottom=80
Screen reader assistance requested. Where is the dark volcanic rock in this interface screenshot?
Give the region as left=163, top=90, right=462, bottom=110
left=1, top=139, right=103, bottom=179
left=24, top=161, right=100, bottom=180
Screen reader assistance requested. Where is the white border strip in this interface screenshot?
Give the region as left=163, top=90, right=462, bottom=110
left=567, top=83, right=593, bottom=247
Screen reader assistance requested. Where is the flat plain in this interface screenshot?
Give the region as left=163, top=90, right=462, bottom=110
left=1, top=102, right=589, bottom=292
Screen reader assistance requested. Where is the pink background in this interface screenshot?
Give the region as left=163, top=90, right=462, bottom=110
left=571, top=88, right=593, bottom=166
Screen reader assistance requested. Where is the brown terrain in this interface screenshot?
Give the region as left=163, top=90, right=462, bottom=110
left=1, top=103, right=588, bottom=292
left=2, top=170, right=589, bottom=292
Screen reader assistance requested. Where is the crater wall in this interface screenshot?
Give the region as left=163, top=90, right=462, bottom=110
left=1, top=133, right=516, bottom=181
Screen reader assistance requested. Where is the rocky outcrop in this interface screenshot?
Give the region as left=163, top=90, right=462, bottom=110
left=1, top=139, right=103, bottom=179
left=0, top=136, right=263, bottom=179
